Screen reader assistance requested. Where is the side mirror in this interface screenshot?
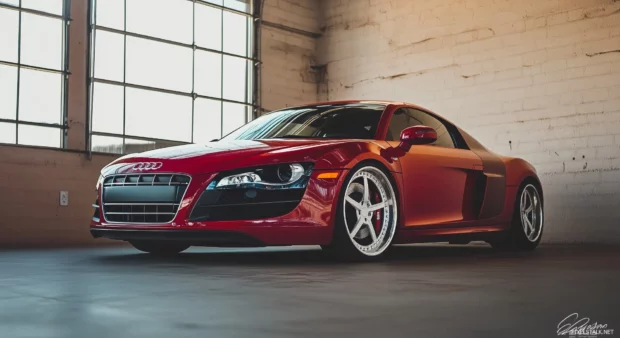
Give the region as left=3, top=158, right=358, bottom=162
left=398, top=125, right=437, bottom=151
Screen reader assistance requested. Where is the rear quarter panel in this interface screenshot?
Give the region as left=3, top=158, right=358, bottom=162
left=501, top=156, right=541, bottom=188
left=497, top=156, right=543, bottom=222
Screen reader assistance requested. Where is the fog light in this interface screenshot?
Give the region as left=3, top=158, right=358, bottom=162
left=244, top=189, right=258, bottom=199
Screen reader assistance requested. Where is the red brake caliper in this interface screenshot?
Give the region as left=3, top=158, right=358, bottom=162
left=374, top=192, right=382, bottom=234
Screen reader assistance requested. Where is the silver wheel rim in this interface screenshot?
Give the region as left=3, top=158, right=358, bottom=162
left=343, top=167, right=397, bottom=256
left=520, top=184, right=543, bottom=242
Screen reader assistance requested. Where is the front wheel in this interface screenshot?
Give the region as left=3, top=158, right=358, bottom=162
left=129, top=240, right=190, bottom=255
left=322, top=164, right=399, bottom=260
left=489, top=182, right=543, bottom=251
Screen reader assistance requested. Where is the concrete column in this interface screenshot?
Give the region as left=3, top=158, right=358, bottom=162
left=66, top=0, right=88, bottom=151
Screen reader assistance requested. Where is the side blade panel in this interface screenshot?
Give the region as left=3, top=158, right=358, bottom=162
left=458, top=127, right=506, bottom=219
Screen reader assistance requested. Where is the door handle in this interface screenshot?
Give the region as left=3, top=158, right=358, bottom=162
left=473, top=164, right=483, bottom=170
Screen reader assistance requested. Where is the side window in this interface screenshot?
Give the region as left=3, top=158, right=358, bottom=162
left=385, top=108, right=414, bottom=141
left=386, top=108, right=456, bottom=148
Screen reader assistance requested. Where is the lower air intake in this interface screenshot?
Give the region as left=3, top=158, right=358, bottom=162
left=189, top=188, right=305, bottom=221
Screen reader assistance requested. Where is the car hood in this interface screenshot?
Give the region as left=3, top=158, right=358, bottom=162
left=102, top=139, right=355, bottom=176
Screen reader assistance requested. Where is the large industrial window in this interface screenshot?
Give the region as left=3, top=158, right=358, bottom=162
left=0, top=1, right=69, bottom=148
left=89, top=0, right=253, bottom=154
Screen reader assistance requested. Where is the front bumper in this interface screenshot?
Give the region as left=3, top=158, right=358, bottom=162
left=91, top=229, right=266, bottom=247
left=90, top=170, right=346, bottom=246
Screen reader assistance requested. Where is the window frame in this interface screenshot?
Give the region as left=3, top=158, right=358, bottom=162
left=87, top=0, right=258, bottom=154
left=384, top=106, right=469, bottom=150
left=0, top=1, right=70, bottom=148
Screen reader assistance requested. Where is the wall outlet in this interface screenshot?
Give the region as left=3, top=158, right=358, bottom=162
left=60, top=191, right=69, bottom=206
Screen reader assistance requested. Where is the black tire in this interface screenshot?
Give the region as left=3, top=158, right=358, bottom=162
left=129, top=240, right=190, bottom=255
left=489, top=181, right=543, bottom=251
left=322, top=163, right=399, bottom=261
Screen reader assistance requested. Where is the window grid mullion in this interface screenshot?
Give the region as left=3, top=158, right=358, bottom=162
left=191, top=0, right=196, bottom=144
left=122, top=0, right=127, bottom=153
left=87, top=0, right=97, bottom=156
left=220, top=7, right=224, bottom=138
left=0, top=61, right=68, bottom=74
left=15, top=0, right=22, bottom=144
left=244, top=14, right=249, bottom=124
left=61, top=0, right=71, bottom=147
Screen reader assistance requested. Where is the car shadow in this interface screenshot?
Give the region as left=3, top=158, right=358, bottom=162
left=91, top=243, right=544, bottom=268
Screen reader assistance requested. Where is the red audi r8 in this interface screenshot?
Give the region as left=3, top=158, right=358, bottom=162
left=90, top=101, right=544, bottom=259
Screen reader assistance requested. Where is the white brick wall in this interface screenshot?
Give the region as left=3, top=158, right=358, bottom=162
left=318, top=0, right=620, bottom=243
left=261, top=0, right=321, bottom=111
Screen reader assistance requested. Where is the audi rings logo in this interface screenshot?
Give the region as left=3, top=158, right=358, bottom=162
left=131, top=162, right=163, bottom=171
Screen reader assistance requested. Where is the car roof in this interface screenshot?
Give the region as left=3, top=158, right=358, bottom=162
left=278, top=100, right=432, bottom=113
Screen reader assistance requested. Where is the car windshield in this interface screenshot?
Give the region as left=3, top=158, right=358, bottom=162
left=221, top=103, right=386, bottom=141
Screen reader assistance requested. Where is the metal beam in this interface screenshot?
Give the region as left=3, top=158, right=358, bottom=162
left=262, top=20, right=322, bottom=39
left=252, top=0, right=264, bottom=118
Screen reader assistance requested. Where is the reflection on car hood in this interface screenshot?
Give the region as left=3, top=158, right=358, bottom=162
left=124, top=140, right=272, bottom=159
left=103, top=139, right=354, bottom=176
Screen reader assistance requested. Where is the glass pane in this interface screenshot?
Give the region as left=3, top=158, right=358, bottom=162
left=126, top=0, right=192, bottom=43
left=195, top=50, right=221, bottom=98
left=123, top=138, right=156, bottom=154
left=126, top=36, right=192, bottom=92
left=95, top=0, right=124, bottom=29
left=202, top=0, right=223, bottom=5
left=125, top=88, right=192, bottom=142
left=246, top=60, right=253, bottom=104
left=222, top=102, right=247, bottom=135
left=94, top=30, right=124, bottom=82
left=19, top=69, right=62, bottom=124
left=125, top=137, right=182, bottom=154
left=0, top=8, right=19, bottom=63
left=222, top=55, right=247, bottom=102
left=195, top=4, right=222, bottom=51
left=194, top=98, right=221, bottom=143
left=0, top=1, right=19, bottom=6
left=18, top=125, right=61, bottom=147
left=92, top=82, right=124, bottom=134
left=223, top=11, right=247, bottom=56
left=224, top=0, right=249, bottom=12
left=21, top=0, right=63, bottom=15
left=0, top=122, right=16, bottom=144
left=91, top=135, right=124, bottom=154
left=20, top=13, right=63, bottom=70
left=0, top=65, right=17, bottom=120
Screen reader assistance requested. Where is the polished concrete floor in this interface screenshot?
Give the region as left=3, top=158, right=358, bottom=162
left=0, top=244, right=618, bottom=338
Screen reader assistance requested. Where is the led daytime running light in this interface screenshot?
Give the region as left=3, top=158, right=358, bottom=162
left=215, top=163, right=307, bottom=189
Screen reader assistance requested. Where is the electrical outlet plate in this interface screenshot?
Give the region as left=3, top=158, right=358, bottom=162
left=60, top=191, right=69, bottom=206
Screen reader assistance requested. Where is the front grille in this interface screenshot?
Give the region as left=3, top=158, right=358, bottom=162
left=101, top=174, right=190, bottom=223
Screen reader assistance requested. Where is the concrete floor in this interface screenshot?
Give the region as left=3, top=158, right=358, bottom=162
left=0, top=244, right=618, bottom=338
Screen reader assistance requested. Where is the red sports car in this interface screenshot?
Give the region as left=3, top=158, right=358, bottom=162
left=90, top=101, right=544, bottom=259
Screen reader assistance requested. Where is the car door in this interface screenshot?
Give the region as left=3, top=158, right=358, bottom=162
left=385, top=108, right=485, bottom=227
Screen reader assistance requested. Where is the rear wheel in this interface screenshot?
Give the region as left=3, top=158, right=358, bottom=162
left=322, top=165, right=398, bottom=260
left=489, top=182, right=543, bottom=251
left=129, top=240, right=190, bottom=255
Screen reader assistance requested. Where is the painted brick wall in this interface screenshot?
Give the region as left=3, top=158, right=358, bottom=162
left=318, top=0, right=620, bottom=243
left=261, top=0, right=321, bottom=111
left=0, top=146, right=119, bottom=247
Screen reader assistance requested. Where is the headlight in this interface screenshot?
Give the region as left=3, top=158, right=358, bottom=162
left=212, top=163, right=312, bottom=190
